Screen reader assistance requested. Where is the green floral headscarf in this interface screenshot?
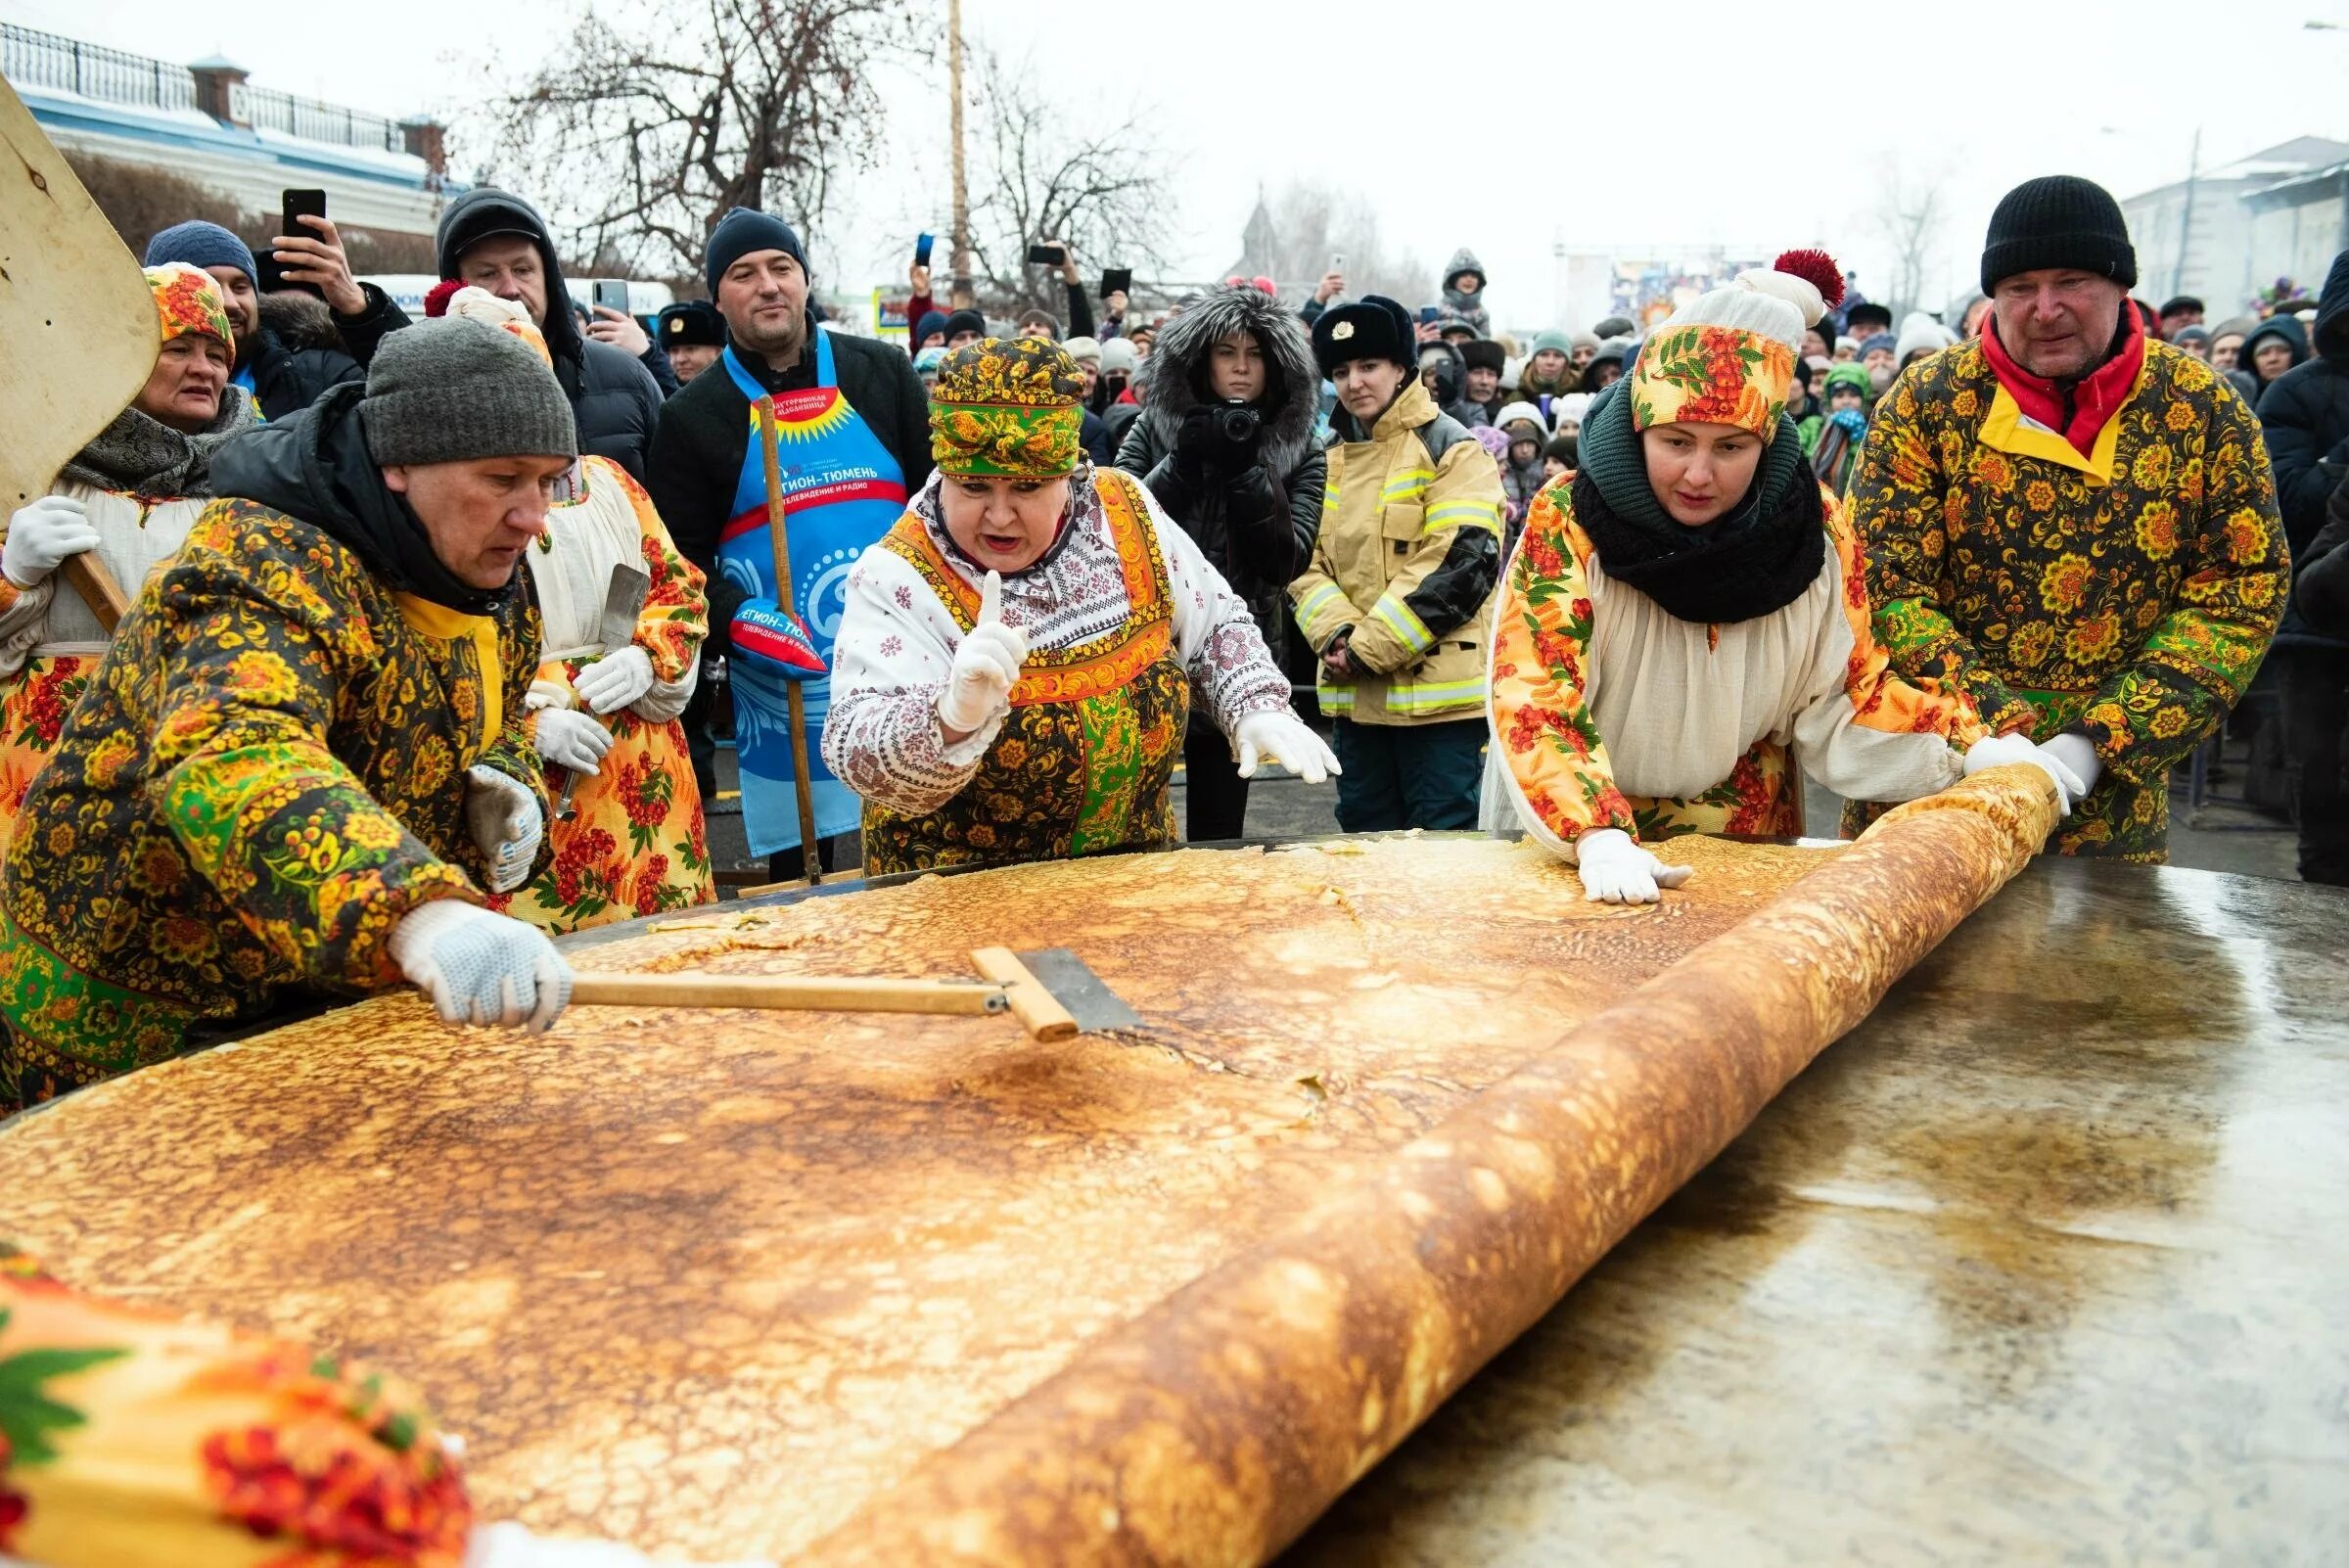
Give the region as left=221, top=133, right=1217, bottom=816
left=929, top=336, right=1085, bottom=478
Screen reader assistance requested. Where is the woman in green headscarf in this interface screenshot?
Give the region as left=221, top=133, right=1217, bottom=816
left=821, top=337, right=1334, bottom=872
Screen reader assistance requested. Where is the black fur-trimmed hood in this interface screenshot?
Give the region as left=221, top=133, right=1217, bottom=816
left=1132, top=285, right=1322, bottom=474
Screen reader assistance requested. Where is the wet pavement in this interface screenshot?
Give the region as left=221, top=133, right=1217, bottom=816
left=1280, top=855, right=2349, bottom=1564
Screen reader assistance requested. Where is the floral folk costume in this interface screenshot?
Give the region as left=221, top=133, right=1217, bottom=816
left=823, top=338, right=1293, bottom=873
left=1843, top=177, right=2288, bottom=860
left=1486, top=252, right=1991, bottom=856
left=0, top=264, right=255, bottom=847
left=0, top=1242, right=472, bottom=1567
left=0, top=319, right=572, bottom=1109
left=429, top=286, right=715, bottom=930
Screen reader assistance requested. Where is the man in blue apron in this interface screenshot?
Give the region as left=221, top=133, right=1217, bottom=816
left=648, top=209, right=935, bottom=878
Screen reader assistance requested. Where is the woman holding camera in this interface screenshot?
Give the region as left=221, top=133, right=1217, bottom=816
left=1113, top=283, right=1327, bottom=841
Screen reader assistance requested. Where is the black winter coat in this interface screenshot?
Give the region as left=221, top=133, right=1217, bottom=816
left=1112, top=284, right=1329, bottom=665
left=241, top=284, right=407, bottom=420
left=2257, top=250, right=2349, bottom=650
left=2295, top=470, right=2349, bottom=640
left=646, top=323, right=934, bottom=653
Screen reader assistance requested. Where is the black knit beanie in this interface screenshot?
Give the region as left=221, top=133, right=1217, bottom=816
left=1981, top=176, right=2137, bottom=296
left=705, top=208, right=808, bottom=297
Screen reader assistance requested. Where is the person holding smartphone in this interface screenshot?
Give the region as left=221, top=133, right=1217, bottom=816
left=142, top=207, right=401, bottom=421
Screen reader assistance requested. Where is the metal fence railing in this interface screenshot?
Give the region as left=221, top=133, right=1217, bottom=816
left=3, top=23, right=404, bottom=154
left=2, top=23, right=195, bottom=113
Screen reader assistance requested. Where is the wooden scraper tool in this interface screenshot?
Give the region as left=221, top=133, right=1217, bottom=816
left=565, top=946, right=1141, bottom=1042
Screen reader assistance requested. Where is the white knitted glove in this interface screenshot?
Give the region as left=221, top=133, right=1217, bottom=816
left=3, top=495, right=100, bottom=590
left=938, top=570, right=1028, bottom=735
left=573, top=645, right=656, bottom=715
left=632, top=653, right=701, bottom=724
left=1234, top=710, right=1341, bottom=785
left=389, top=900, right=573, bottom=1032
left=1964, top=731, right=2086, bottom=817
left=1573, top=827, right=1694, bottom=905
left=535, top=709, right=614, bottom=775
left=463, top=764, right=542, bottom=894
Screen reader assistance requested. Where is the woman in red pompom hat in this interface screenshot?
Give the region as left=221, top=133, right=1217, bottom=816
left=1481, top=251, right=2082, bottom=904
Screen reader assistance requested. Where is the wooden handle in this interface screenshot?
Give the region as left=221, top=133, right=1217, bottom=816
left=569, top=972, right=1007, bottom=1016
left=970, top=947, right=1078, bottom=1041
left=60, top=553, right=129, bottom=632
left=758, top=394, right=823, bottom=887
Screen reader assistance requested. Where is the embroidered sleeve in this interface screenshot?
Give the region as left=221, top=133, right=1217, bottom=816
left=820, top=550, right=1001, bottom=816
left=2078, top=389, right=2289, bottom=785
left=606, top=460, right=710, bottom=683
left=1486, top=483, right=1637, bottom=854
left=149, top=529, right=475, bottom=991
left=1133, top=477, right=1290, bottom=736
left=1851, top=381, right=2041, bottom=737
left=1787, top=493, right=1980, bottom=803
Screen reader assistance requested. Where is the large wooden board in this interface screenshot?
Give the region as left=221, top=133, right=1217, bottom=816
left=0, top=770, right=2057, bottom=1562
left=0, top=78, right=158, bottom=511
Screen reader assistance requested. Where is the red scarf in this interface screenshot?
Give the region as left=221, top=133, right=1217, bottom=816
left=1980, top=300, right=2147, bottom=457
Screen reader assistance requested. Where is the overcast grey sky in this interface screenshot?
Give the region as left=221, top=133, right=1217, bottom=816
left=18, top=0, right=2349, bottom=327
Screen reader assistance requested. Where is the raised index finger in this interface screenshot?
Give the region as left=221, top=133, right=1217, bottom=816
left=977, top=569, right=1003, bottom=625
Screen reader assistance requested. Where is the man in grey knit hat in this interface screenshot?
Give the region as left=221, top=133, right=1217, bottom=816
left=0, top=318, right=585, bottom=1107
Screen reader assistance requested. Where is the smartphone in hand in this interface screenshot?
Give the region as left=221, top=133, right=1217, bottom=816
left=1100, top=266, right=1132, bottom=300
left=1418, top=305, right=1442, bottom=325
left=915, top=233, right=935, bottom=268
left=281, top=187, right=327, bottom=238
left=1027, top=243, right=1068, bottom=266
left=592, top=279, right=630, bottom=315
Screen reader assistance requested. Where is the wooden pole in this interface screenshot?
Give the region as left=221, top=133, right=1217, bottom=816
left=947, top=0, right=972, bottom=307
left=58, top=553, right=129, bottom=632
left=758, top=394, right=823, bottom=885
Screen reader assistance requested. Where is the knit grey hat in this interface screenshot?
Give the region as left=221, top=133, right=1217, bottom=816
left=361, top=317, right=576, bottom=467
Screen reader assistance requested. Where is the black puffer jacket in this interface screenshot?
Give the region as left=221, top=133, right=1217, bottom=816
left=342, top=189, right=666, bottom=483
left=2258, top=250, right=2349, bottom=651
left=242, top=285, right=409, bottom=421
left=1113, top=285, right=1326, bottom=663
left=2296, top=470, right=2349, bottom=639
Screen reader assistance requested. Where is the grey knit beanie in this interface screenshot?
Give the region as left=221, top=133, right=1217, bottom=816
left=361, top=318, right=576, bottom=467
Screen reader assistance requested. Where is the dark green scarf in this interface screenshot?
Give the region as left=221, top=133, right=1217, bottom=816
left=1570, top=382, right=1825, bottom=624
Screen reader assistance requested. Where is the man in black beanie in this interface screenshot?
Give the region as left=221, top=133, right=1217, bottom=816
left=646, top=207, right=932, bottom=879
left=1842, top=174, right=2287, bottom=863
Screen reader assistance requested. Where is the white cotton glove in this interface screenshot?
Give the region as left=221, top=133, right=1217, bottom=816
left=535, top=708, right=615, bottom=776
left=3, top=495, right=101, bottom=590
left=938, top=569, right=1029, bottom=734
left=1572, top=826, right=1694, bottom=905
left=464, top=763, right=542, bottom=894
left=631, top=653, right=700, bottom=724
left=573, top=645, right=657, bottom=715
left=389, top=899, right=573, bottom=1032
left=2040, top=732, right=2103, bottom=806
left=1964, top=731, right=2087, bottom=818
left=1234, top=709, right=1342, bottom=785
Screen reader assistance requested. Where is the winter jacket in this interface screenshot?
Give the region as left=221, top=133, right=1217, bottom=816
left=0, top=392, right=548, bottom=1091
left=1114, top=285, right=1327, bottom=666
left=343, top=189, right=667, bottom=482
left=2240, top=313, right=2312, bottom=400
left=1849, top=336, right=2287, bottom=861
left=2295, top=469, right=2349, bottom=639
left=1290, top=378, right=1505, bottom=726
left=1417, top=340, right=1489, bottom=429
left=646, top=321, right=934, bottom=652
left=1440, top=248, right=1492, bottom=337
left=240, top=283, right=407, bottom=420
left=2256, top=250, right=2349, bottom=652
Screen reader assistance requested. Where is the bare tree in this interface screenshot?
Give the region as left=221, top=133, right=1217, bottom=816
left=1871, top=157, right=1952, bottom=320
left=960, top=48, right=1177, bottom=314
left=1254, top=180, right=1432, bottom=307
left=482, top=0, right=919, bottom=278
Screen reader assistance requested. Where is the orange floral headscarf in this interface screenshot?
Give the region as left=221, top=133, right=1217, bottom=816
left=145, top=262, right=235, bottom=358
left=1628, top=325, right=1796, bottom=440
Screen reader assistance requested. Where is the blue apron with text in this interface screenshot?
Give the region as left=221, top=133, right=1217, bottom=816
left=717, top=335, right=907, bottom=855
